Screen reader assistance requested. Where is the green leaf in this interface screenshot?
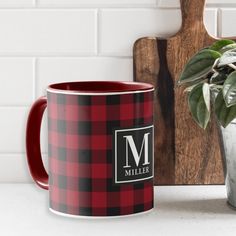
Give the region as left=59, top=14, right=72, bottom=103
left=220, top=43, right=236, bottom=54
left=218, top=51, right=236, bottom=67
left=184, top=82, right=204, bottom=93
left=215, top=91, right=236, bottom=128
left=210, top=39, right=235, bottom=52
left=222, top=71, right=236, bottom=107
left=188, top=83, right=211, bottom=129
left=179, top=49, right=221, bottom=84
left=203, top=83, right=211, bottom=111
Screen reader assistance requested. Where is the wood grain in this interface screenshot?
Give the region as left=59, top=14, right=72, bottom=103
left=133, top=0, right=234, bottom=185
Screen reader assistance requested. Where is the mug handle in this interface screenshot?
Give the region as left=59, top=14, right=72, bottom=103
left=26, top=96, right=49, bottom=190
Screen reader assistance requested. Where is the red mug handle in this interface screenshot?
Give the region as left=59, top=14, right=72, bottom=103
left=26, top=96, right=49, bottom=190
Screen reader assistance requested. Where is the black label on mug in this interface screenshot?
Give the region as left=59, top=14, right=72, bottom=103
left=113, top=125, right=154, bottom=184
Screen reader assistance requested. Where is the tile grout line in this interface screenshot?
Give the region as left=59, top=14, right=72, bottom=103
left=0, top=152, right=48, bottom=155
left=95, top=9, right=99, bottom=56
left=0, top=6, right=232, bottom=10
left=0, top=6, right=159, bottom=10
left=217, top=8, right=222, bottom=38
left=0, top=55, right=133, bottom=59
left=0, top=106, right=29, bottom=108
left=97, top=8, right=101, bottom=56
left=0, top=4, right=235, bottom=10
left=0, top=53, right=98, bottom=57
left=32, top=58, right=37, bottom=100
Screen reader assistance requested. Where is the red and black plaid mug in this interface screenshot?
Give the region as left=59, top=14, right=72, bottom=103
left=26, top=81, right=154, bottom=218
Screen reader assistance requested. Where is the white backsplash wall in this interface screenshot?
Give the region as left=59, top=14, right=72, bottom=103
left=0, top=0, right=235, bottom=182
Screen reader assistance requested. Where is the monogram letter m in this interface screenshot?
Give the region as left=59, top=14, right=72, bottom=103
left=123, top=133, right=150, bottom=168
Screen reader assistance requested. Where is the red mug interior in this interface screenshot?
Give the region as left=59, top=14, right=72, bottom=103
left=47, top=81, right=154, bottom=93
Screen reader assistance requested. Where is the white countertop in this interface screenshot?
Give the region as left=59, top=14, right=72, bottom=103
left=1, top=184, right=236, bottom=236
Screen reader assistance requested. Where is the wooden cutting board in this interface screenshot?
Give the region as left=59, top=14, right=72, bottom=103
left=134, top=0, right=236, bottom=185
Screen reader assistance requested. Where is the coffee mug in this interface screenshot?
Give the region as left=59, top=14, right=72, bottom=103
left=26, top=81, right=154, bottom=218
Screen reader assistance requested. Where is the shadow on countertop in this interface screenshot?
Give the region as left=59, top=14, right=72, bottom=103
left=154, top=198, right=236, bottom=215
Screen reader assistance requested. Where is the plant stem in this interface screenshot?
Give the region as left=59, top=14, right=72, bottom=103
left=211, top=80, right=225, bottom=85
left=228, top=63, right=236, bottom=70
left=210, top=84, right=223, bottom=89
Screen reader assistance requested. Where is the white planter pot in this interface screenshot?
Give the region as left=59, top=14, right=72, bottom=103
left=221, top=120, right=236, bottom=208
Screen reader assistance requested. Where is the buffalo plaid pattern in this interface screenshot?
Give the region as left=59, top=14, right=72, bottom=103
left=47, top=90, right=154, bottom=217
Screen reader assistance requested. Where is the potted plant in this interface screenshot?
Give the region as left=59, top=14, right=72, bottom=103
left=178, top=39, right=236, bottom=209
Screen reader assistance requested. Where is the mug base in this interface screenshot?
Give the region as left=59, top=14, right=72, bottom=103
left=49, top=207, right=153, bottom=219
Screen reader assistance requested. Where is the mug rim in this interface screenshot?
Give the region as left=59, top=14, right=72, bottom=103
left=47, top=81, right=154, bottom=95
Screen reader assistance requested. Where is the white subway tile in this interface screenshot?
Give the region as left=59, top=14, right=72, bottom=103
left=0, top=0, right=34, bottom=7
left=0, top=58, right=34, bottom=106
left=100, top=9, right=181, bottom=56
left=99, top=9, right=216, bottom=56
left=37, top=57, right=133, bottom=96
left=0, top=108, right=28, bottom=153
left=0, top=106, right=48, bottom=155
left=41, top=110, right=48, bottom=154
left=38, top=0, right=156, bottom=7
left=0, top=154, right=48, bottom=183
left=204, top=9, right=217, bottom=37
left=158, top=0, right=179, bottom=8
left=0, top=155, right=31, bottom=182
left=221, top=9, right=236, bottom=37
left=208, top=0, right=236, bottom=4
left=0, top=10, right=96, bottom=55
left=158, top=0, right=236, bottom=8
